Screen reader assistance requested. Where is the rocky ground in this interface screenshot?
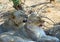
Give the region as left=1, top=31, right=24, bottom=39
left=0, top=0, right=60, bottom=42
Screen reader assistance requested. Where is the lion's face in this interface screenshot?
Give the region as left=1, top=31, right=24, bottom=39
left=28, top=14, right=44, bottom=27
left=4, top=10, right=27, bottom=29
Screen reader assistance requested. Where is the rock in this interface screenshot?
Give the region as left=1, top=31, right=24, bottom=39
left=0, top=31, right=35, bottom=42
left=45, top=25, right=60, bottom=40
left=39, top=36, right=59, bottom=42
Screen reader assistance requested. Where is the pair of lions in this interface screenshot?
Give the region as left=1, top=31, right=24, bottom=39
left=0, top=10, right=59, bottom=42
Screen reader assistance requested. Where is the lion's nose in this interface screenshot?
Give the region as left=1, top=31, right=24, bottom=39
left=23, top=19, right=27, bottom=23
